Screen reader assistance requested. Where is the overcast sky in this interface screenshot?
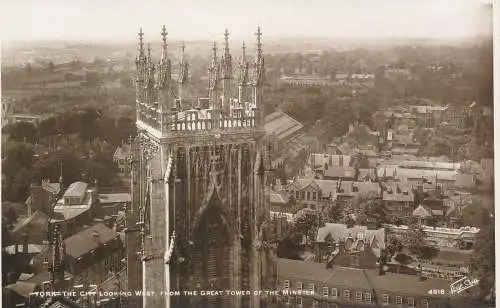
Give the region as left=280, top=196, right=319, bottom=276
left=0, top=0, right=493, bottom=42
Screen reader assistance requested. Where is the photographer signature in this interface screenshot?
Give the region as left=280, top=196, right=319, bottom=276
left=450, top=276, right=479, bottom=295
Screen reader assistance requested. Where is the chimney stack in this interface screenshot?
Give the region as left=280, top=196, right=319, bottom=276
left=92, top=231, right=100, bottom=243
left=22, top=233, right=29, bottom=254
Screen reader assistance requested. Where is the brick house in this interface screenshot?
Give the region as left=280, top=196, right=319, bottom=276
left=277, top=258, right=478, bottom=308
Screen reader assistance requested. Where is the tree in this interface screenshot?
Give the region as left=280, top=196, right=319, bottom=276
left=470, top=217, right=495, bottom=301
left=4, top=208, right=18, bottom=228
left=2, top=143, right=35, bottom=172
left=291, top=210, right=326, bottom=244
left=324, top=203, right=342, bottom=223
left=4, top=122, right=37, bottom=143
left=404, top=221, right=439, bottom=266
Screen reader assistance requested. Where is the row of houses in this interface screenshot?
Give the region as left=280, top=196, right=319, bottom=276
left=3, top=180, right=132, bottom=307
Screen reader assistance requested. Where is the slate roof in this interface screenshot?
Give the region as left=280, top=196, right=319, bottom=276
left=51, top=203, right=92, bottom=222
left=265, top=110, right=304, bottom=140
left=43, top=296, right=83, bottom=308
left=12, top=210, right=49, bottom=241
left=269, top=190, right=289, bottom=204
left=382, top=183, right=414, bottom=202
left=5, top=282, right=39, bottom=299
left=316, top=223, right=385, bottom=249
left=64, top=223, right=120, bottom=258
left=358, top=168, right=376, bottom=181
left=277, top=258, right=457, bottom=297
left=377, top=167, right=457, bottom=181
left=113, top=144, right=131, bottom=160
left=63, top=182, right=88, bottom=198
left=338, top=181, right=380, bottom=197
left=412, top=205, right=432, bottom=218
left=285, top=178, right=338, bottom=197
left=324, top=166, right=356, bottom=179
left=98, top=193, right=131, bottom=204
left=309, top=154, right=352, bottom=168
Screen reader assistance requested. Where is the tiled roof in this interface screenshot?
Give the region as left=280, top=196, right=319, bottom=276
left=309, top=154, right=352, bottom=168
left=42, top=182, right=62, bottom=195
left=382, top=183, right=414, bottom=202
left=63, top=182, right=88, bottom=198
left=12, top=210, right=49, bottom=238
left=412, top=205, right=432, bottom=217
left=98, top=193, right=131, bottom=204
left=285, top=179, right=338, bottom=197
left=316, top=223, right=385, bottom=249
left=277, top=258, right=456, bottom=297
left=324, top=166, right=356, bottom=179
left=265, top=110, right=304, bottom=140
left=5, top=281, right=38, bottom=299
left=358, top=169, right=376, bottom=180
left=269, top=190, right=289, bottom=204
left=51, top=203, right=92, bottom=222
left=43, top=296, right=83, bottom=308
left=399, top=161, right=460, bottom=171
left=64, top=223, right=119, bottom=258
left=338, top=181, right=380, bottom=197
left=113, top=144, right=131, bottom=160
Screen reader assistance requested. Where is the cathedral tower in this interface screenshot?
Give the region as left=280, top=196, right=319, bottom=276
left=131, top=26, right=276, bottom=308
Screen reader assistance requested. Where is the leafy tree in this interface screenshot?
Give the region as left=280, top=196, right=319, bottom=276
left=2, top=144, right=35, bottom=180
left=291, top=210, right=326, bottom=244
left=10, top=168, right=34, bottom=201
left=4, top=122, right=37, bottom=143
left=324, top=203, right=342, bottom=223
left=277, top=236, right=303, bottom=260
left=470, top=217, right=495, bottom=301
left=404, top=221, right=439, bottom=265
left=4, top=208, right=18, bottom=228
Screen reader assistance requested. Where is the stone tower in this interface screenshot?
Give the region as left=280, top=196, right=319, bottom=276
left=131, top=26, right=276, bottom=308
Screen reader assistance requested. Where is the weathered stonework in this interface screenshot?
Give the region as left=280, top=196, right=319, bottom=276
left=130, top=26, right=276, bottom=308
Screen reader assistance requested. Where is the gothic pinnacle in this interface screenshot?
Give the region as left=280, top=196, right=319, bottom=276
left=147, top=43, right=152, bottom=62
left=138, top=27, right=144, bottom=54
left=212, top=41, right=217, bottom=58
left=255, top=25, right=263, bottom=57
left=161, top=25, right=168, bottom=51
left=224, top=28, right=230, bottom=51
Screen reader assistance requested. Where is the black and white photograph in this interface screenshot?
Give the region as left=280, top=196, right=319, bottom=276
left=0, top=0, right=496, bottom=307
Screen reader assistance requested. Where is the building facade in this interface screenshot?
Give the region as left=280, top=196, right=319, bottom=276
left=129, top=26, right=276, bottom=308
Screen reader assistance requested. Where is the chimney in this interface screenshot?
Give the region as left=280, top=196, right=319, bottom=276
left=92, top=231, right=100, bottom=243
left=338, top=240, right=345, bottom=255
left=22, top=233, right=29, bottom=254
